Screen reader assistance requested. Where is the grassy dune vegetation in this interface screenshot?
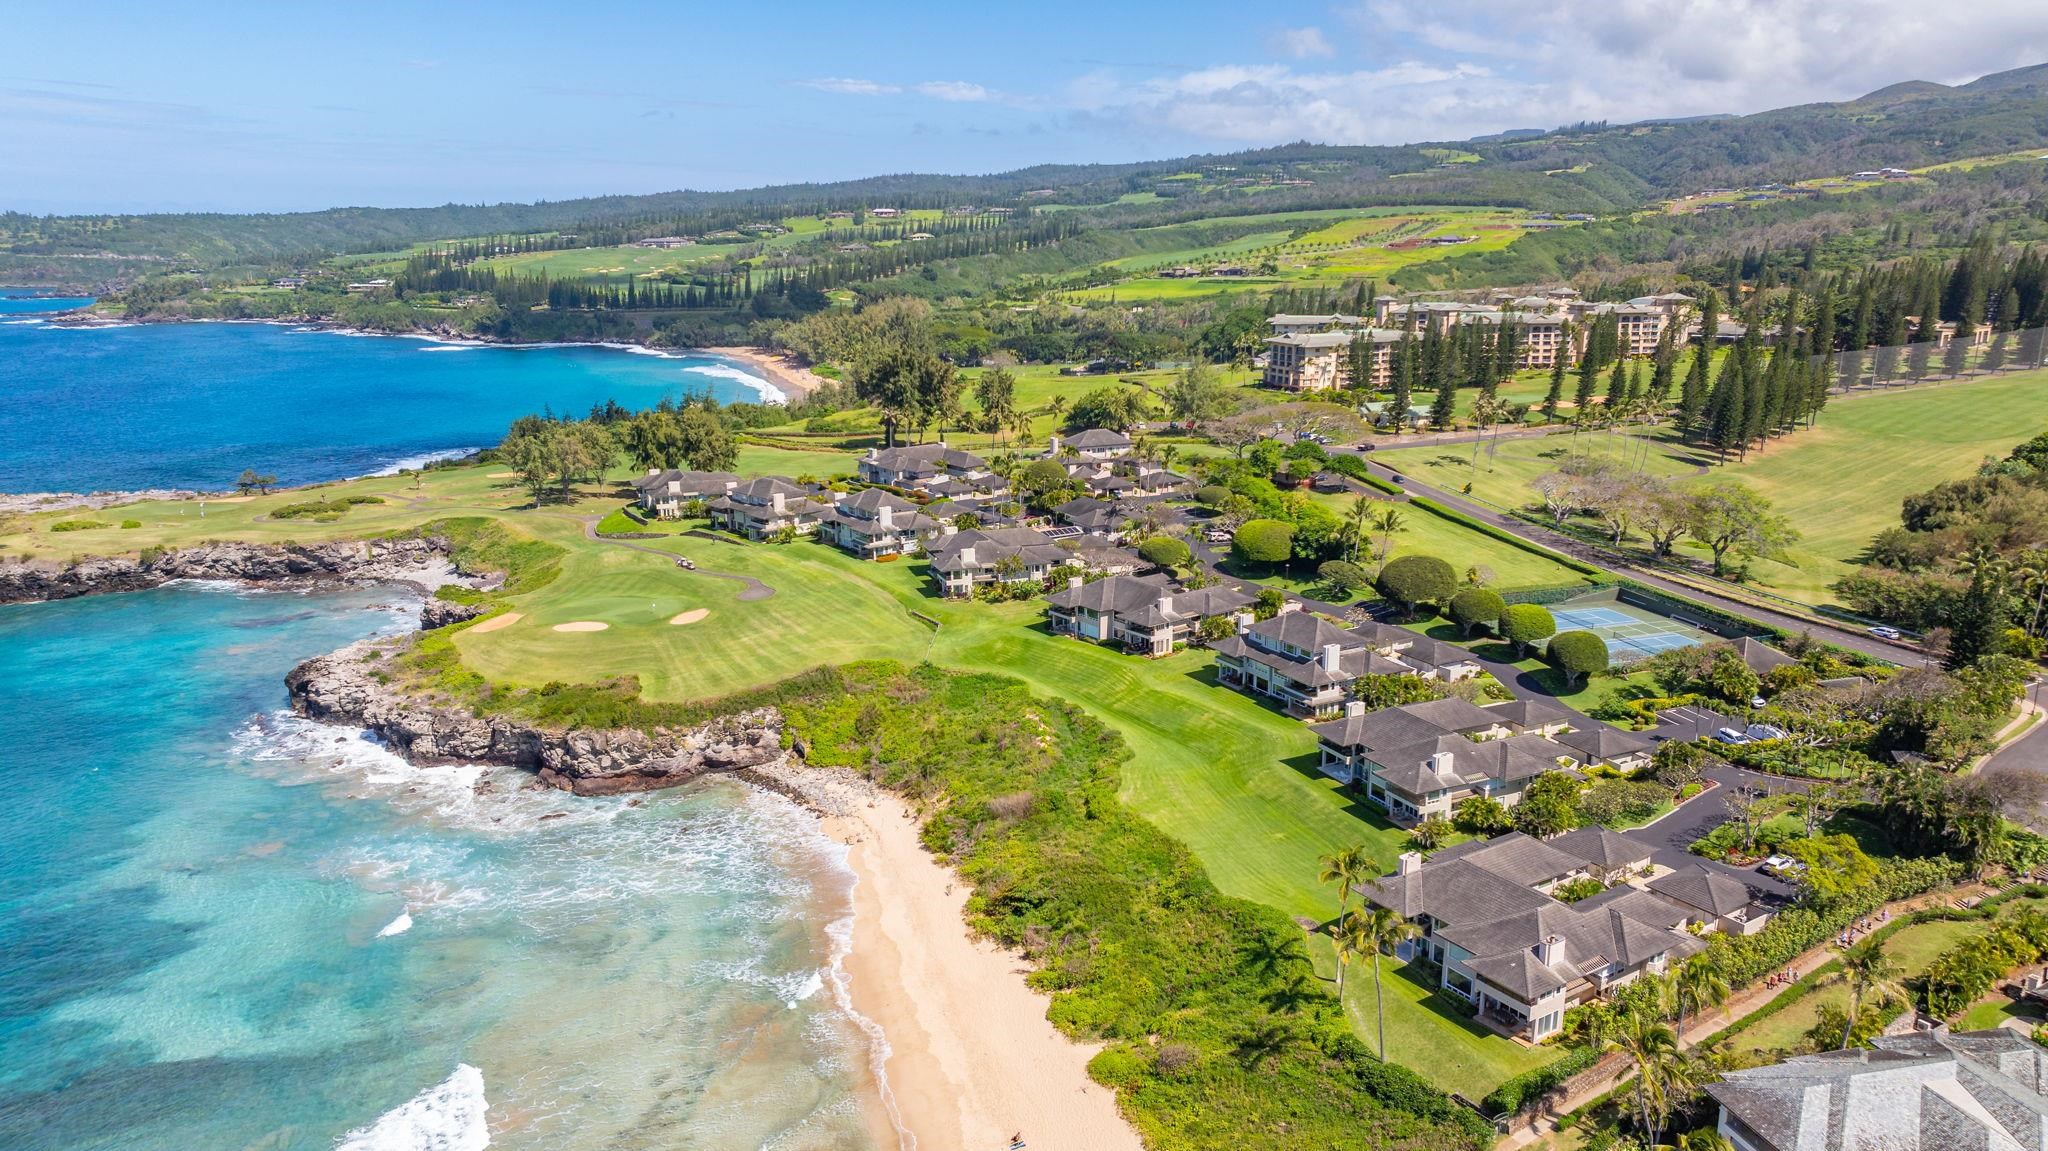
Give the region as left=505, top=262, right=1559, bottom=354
left=1374, top=368, right=2048, bottom=606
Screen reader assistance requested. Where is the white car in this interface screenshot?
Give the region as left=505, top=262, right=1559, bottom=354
left=1868, top=625, right=1903, bottom=640
left=1762, top=854, right=1807, bottom=879
left=1715, top=726, right=1752, bottom=745
left=1746, top=724, right=1788, bottom=741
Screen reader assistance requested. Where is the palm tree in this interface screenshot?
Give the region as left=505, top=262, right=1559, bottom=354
left=1370, top=505, right=1408, bottom=571
left=1158, top=444, right=1181, bottom=473
left=1673, top=954, right=1731, bottom=1038
left=1604, top=1007, right=1687, bottom=1147
left=1363, top=906, right=1421, bottom=1061
left=1344, top=495, right=1376, bottom=562
left=1044, top=395, right=1069, bottom=426
left=1332, top=908, right=1372, bottom=1005
left=1828, top=940, right=1903, bottom=1049
left=1317, top=844, right=1376, bottom=920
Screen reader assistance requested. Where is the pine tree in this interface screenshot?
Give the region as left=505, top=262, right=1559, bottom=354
left=1573, top=350, right=1600, bottom=426
left=1429, top=373, right=1458, bottom=431
left=1604, top=356, right=1628, bottom=420
left=1682, top=291, right=1719, bottom=436
left=1391, top=333, right=1416, bottom=423
left=1649, top=326, right=1676, bottom=410
left=1542, top=357, right=1565, bottom=424
left=1706, top=344, right=1748, bottom=461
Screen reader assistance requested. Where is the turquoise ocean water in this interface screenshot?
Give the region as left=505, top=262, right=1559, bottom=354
left=0, top=294, right=778, bottom=493
left=0, top=583, right=887, bottom=1150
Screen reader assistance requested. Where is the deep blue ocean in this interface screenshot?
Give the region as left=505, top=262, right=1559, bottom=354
left=0, top=294, right=777, bottom=493
left=0, top=584, right=885, bottom=1149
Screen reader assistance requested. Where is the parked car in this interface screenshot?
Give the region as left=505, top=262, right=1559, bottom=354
left=1749, top=695, right=1767, bottom=710
left=1746, top=723, right=1788, bottom=741
left=1762, top=854, right=1807, bottom=879
left=1389, top=474, right=1407, bottom=485
left=1714, top=726, right=1753, bottom=745
left=1868, top=625, right=1903, bottom=640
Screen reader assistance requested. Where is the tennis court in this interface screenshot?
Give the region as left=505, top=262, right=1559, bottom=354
left=1550, top=600, right=1714, bottom=663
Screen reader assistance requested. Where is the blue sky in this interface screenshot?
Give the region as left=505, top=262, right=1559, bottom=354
left=5, top=0, right=2048, bottom=214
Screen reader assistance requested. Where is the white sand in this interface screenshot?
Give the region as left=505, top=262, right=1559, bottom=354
left=823, top=790, right=1142, bottom=1151
left=467, top=612, right=522, bottom=634
left=486, top=472, right=517, bottom=479
left=668, top=608, right=709, bottom=625
left=551, top=621, right=609, bottom=633
left=205, top=496, right=257, bottom=504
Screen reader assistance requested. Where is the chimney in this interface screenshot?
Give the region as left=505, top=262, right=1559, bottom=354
left=646, top=467, right=660, bottom=476
left=1321, top=643, right=1342, bottom=675
left=1534, top=934, right=1564, bottom=967
left=864, top=447, right=879, bottom=461
left=1345, top=700, right=1366, bottom=718
left=770, top=491, right=786, bottom=515
left=878, top=503, right=894, bottom=528
left=941, top=522, right=958, bottom=537
left=1429, top=750, right=1456, bottom=775
left=1234, top=611, right=1254, bottom=634
left=1397, top=851, right=1425, bottom=876
left=1048, top=434, right=1061, bottom=454
left=1068, top=575, right=1084, bottom=590
left=1158, top=593, right=1174, bottom=616
left=960, top=545, right=977, bottom=567
left=1277, top=600, right=1302, bottom=615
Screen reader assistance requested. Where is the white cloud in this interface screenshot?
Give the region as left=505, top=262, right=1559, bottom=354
left=916, top=80, right=991, bottom=102
left=1071, top=0, right=2048, bottom=146
left=799, top=77, right=902, bottom=96
left=1270, top=26, right=1335, bottom=59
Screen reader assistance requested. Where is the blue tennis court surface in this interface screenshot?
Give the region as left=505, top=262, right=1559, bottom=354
left=1552, top=602, right=1711, bottom=662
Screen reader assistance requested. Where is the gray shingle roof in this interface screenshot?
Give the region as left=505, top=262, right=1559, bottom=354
left=1551, top=827, right=1656, bottom=871
left=1064, top=428, right=1132, bottom=450
left=1553, top=723, right=1655, bottom=760
left=1486, top=698, right=1575, bottom=729
left=1649, top=863, right=1756, bottom=917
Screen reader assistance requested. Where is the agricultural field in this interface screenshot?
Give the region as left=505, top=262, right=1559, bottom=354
left=1374, top=368, right=2048, bottom=607
left=1065, top=206, right=1556, bottom=303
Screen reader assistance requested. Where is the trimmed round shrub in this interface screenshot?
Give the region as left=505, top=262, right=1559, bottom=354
left=1317, top=559, right=1372, bottom=599
left=1194, top=484, right=1234, bottom=508
left=1019, top=459, right=1071, bottom=493
left=1137, top=535, right=1192, bottom=569
left=1447, top=587, right=1506, bottom=636
left=1548, top=629, right=1611, bottom=685
left=1232, top=518, right=1294, bottom=565
left=1499, top=603, right=1557, bottom=654
left=1375, top=554, right=1458, bottom=613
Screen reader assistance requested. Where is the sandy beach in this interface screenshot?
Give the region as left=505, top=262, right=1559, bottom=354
left=745, top=763, right=1143, bottom=1151
left=704, top=345, right=831, bottom=403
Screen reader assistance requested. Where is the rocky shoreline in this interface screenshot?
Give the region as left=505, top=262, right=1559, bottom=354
left=0, top=537, right=468, bottom=606
left=284, top=639, right=789, bottom=795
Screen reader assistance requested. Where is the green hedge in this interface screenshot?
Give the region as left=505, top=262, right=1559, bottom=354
left=1499, top=581, right=1620, bottom=605
left=1408, top=496, right=1606, bottom=578
left=1482, top=1043, right=1602, bottom=1116
left=1320, top=454, right=1403, bottom=495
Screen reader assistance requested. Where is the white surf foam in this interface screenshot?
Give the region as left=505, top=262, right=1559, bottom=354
left=368, top=448, right=480, bottom=476
left=680, top=361, right=786, bottom=405
left=334, top=1063, right=489, bottom=1151
left=377, top=911, right=414, bottom=937
left=784, top=969, right=825, bottom=1009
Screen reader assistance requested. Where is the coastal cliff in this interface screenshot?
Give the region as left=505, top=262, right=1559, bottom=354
left=285, top=640, right=788, bottom=795
left=0, top=537, right=460, bottom=605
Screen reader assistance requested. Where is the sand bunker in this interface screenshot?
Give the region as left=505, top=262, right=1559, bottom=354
left=668, top=608, right=709, bottom=626
left=486, top=471, right=517, bottom=479
left=468, top=612, right=523, bottom=633
left=552, top=621, right=609, bottom=633
left=205, top=496, right=256, bottom=504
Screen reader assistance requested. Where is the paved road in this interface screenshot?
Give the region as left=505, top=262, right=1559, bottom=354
left=1330, top=450, right=1935, bottom=668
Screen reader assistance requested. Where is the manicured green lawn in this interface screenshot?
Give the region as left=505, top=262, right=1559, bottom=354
left=1727, top=898, right=2048, bottom=1057
left=1310, top=943, right=1562, bottom=1100
left=9, top=457, right=1575, bottom=1096
left=1374, top=368, right=2048, bottom=608
left=1305, top=491, right=1594, bottom=590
